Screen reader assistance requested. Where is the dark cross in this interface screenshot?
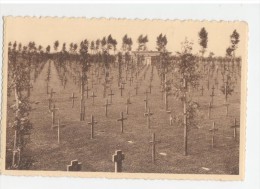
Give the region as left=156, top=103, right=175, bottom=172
left=119, top=84, right=124, bottom=97
left=129, top=76, right=133, bottom=86
left=85, top=85, right=90, bottom=98
left=149, top=133, right=160, bottom=163
left=148, top=83, right=153, bottom=94
left=104, top=99, right=111, bottom=117
left=144, top=95, right=149, bottom=112
left=88, top=115, right=98, bottom=139
left=52, top=118, right=66, bottom=144
left=125, top=98, right=132, bottom=115
left=210, top=90, right=215, bottom=105
left=208, top=102, right=212, bottom=119
left=108, top=89, right=114, bottom=104
left=134, top=85, right=139, bottom=95
left=200, top=85, right=204, bottom=96
left=49, top=88, right=56, bottom=99
left=209, top=121, right=218, bottom=148
left=49, top=104, right=59, bottom=128
left=48, top=96, right=52, bottom=110
left=167, top=110, right=173, bottom=126
left=211, top=85, right=215, bottom=95
left=144, top=108, right=153, bottom=129
left=46, top=81, right=49, bottom=94
left=121, top=81, right=127, bottom=88
left=231, top=118, right=239, bottom=140
left=67, top=160, right=82, bottom=172
left=117, top=112, right=127, bottom=133
left=224, top=103, right=230, bottom=116
left=90, top=92, right=97, bottom=105
left=112, top=150, right=125, bottom=173
left=69, top=92, right=77, bottom=108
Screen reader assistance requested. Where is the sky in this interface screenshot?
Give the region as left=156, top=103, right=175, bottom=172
left=5, top=17, right=247, bottom=57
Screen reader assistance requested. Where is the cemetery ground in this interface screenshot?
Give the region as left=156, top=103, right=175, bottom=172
left=5, top=60, right=240, bottom=174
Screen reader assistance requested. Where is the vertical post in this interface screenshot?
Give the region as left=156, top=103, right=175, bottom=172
left=121, top=112, right=124, bottom=133
left=91, top=115, right=94, bottom=139
left=208, top=102, right=212, bottom=119
left=57, top=119, right=60, bottom=144
left=152, top=133, right=155, bottom=163
left=233, top=118, right=237, bottom=139
left=211, top=122, right=215, bottom=148
left=183, top=78, right=187, bottom=156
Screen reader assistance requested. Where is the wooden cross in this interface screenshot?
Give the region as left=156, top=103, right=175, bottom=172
left=119, top=84, right=124, bottom=97
left=149, top=133, right=160, bottom=163
left=90, top=92, right=97, bottom=105
left=49, top=88, right=56, bottom=99
left=69, top=92, right=77, bottom=108
left=134, top=85, right=139, bottom=95
left=224, top=103, right=229, bottom=116
left=85, top=85, right=90, bottom=98
left=121, top=81, right=127, bottom=88
left=148, top=83, right=153, bottom=94
left=144, top=108, right=153, bottom=129
left=49, top=104, right=59, bottom=128
left=129, top=76, right=134, bottom=86
left=52, top=118, right=66, bottom=144
left=67, top=160, right=82, bottom=171
left=117, top=112, right=127, bottom=133
left=88, top=115, right=98, bottom=139
left=210, top=90, right=215, bottom=105
left=108, top=89, right=114, bottom=103
left=231, top=118, right=239, bottom=140
left=211, top=85, right=215, bottom=95
left=209, top=121, right=218, bottom=148
left=112, top=150, right=125, bottom=173
left=104, top=99, right=111, bottom=117
left=48, top=96, right=52, bottom=110
left=125, top=98, right=132, bottom=115
left=144, top=95, right=149, bottom=112
left=200, top=85, right=204, bottom=96
left=208, top=102, right=212, bottom=119
left=46, top=81, right=49, bottom=94
left=167, top=110, right=173, bottom=126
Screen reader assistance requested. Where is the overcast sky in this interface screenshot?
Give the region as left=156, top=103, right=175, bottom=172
left=5, top=17, right=247, bottom=57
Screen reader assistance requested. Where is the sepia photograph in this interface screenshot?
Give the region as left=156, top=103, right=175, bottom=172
left=1, top=17, right=247, bottom=179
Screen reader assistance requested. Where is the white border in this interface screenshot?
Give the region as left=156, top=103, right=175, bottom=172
left=0, top=3, right=259, bottom=189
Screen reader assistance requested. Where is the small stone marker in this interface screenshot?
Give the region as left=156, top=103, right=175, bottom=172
left=90, top=92, right=97, bottom=105
left=231, top=118, right=239, bottom=140
left=149, top=133, right=160, bottom=163
left=112, top=150, right=125, bottom=173
left=88, top=115, right=98, bottom=139
left=67, top=160, right=82, bottom=172
left=69, top=92, right=77, bottom=108
left=117, top=112, right=127, bottom=133
left=209, top=121, right=218, bottom=148
left=144, top=108, right=153, bottom=129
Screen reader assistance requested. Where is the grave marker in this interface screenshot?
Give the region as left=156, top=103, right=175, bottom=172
left=149, top=133, right=160, bottom=163
left=69, top=92, right=77, bottom=108
left=112, top=150, right=125, bottom=173
left=209, top=121, right=218, bottom=148
left=117, top=112, right=127, bottom=133
left=144, top=108, right=153, bottom=129
left=231, top=118, right=239, bottom=140
left=90, top=92, right=97, bottom=105
left=88, top=115, right=98, bottom=139
left=108, top=89, right=114, bottom=104
left=67, top=160, right=82, bottom=171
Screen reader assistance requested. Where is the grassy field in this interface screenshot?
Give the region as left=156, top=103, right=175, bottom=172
left=5, top=60, right=240, bottom=174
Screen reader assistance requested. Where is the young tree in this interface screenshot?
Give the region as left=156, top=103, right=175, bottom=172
left=198, top=27, right=208, bottom=56
left=173, top=39, right=201, bottom=156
